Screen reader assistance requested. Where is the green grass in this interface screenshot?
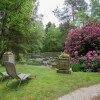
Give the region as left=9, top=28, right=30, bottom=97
left=0, top=64, right=100, bottom=100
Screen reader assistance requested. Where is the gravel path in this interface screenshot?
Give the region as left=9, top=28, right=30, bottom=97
left=58, top=84, right=100, bottom=100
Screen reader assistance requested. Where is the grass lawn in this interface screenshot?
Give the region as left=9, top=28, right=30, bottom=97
left=0, top=64, right=100, bottom=100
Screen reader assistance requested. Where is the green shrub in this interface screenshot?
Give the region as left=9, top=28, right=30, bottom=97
left=70, top=62, right=80, bottom=72
left=79, top=56, right=100, bottom=72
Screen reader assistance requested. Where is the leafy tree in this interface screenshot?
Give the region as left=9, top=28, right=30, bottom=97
left=0, top=0, right=37, bottom=60
left=53, top=0, right=87, bottom=23
left=45, top=22, right=52, bottom=33
left=43, top=23, right=62, bottom=52
left=59, top=22, right=75, bottom=47
left=74, top=6, right=90, bottom=27
left=31, top=20, right=45, bottom=52
left=74, top=0, right=100, bottom=27
left=90, top=0, right=100, bottom=21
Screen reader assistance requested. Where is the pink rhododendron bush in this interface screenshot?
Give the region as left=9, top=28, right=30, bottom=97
left=64, top=21, right=100, bottom=72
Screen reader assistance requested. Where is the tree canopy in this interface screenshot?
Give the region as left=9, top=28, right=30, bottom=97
left=0, top=0, right=45, bottom=60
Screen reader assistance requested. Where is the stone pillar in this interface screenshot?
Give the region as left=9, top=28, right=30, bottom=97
left=3, top=52, right=15, bottom=64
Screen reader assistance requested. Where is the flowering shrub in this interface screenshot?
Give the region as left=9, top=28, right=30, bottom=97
left=79, top=54, right=100, bottom=72
left=64, top=21, right=100, bottom=71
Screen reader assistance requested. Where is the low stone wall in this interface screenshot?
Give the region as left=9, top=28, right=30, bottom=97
left=28, top=52, right=61, bottom=58
left=27, top=52, right=61, bottom=66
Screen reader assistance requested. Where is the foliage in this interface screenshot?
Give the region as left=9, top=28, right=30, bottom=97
left=74, top=6, right=90, bottom=27
left=53, top=0, right=87, bottom=22
left=59, top=22, right=76, bottom=48
left=43, top=22, right=62, bottom=52
left=90, top=0, right=100, bottom=22
left=70, top=62, right=80, bottom=72
left=64, top=21, right=100, bottom=71
left=79, top=55, right=100, bottom=72
left=29, top=20, right=45, bottom=52
left=0, top=0, right=34, bottom=59
left=53, top=0, right=100, bottom=27
left=74, top=0, right=100, bottom=27
left=0, top=0, right=45, bottom=60
left=45, top=22, right=52, bottom=33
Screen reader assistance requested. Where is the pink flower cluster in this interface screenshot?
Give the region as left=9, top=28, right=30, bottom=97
left=86, top=51, right=92, bottom=60
left=86, top=50, right=98, bottom=65
left=70, top=57, right=79, bottom=63
left=64, top=21, right=100, bottom=63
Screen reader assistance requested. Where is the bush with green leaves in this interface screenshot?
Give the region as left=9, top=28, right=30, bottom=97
left=70, top=62, right=80, bottom=72
left=79, top=56, right=100, bottom=72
